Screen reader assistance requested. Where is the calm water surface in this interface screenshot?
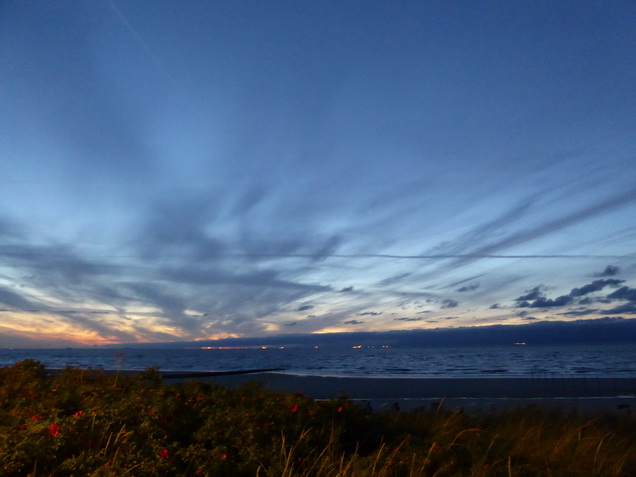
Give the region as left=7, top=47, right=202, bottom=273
left=1, top=344, right=635, bottom=378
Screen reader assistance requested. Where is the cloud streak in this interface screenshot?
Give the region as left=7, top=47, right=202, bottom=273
left=2, top=1, right=636, bottom=345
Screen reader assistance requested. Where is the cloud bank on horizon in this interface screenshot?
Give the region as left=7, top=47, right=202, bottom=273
left=1, top=1, right=635, bottom=346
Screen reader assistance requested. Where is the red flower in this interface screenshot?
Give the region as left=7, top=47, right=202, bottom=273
left=19, top=424, right=27, bottom=430
left=290, top=404, right=299, bottom=413
left=221, top=453, right=228, bottom=460
left=30, top=415, right=40, bottom=421
left=49, top=422, right=60, bottom=437
left=159, top=448, right=169, bottom=459
left=337, top=406, right=344, bottom=413
left=74, top=410, right=83, bottom=417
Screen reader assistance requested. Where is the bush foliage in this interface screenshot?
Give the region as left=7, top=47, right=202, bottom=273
left=0, top=360, right=634, bottom=476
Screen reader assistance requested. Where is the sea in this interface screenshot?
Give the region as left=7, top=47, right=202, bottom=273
left=1, top=343, right=635, bottom=379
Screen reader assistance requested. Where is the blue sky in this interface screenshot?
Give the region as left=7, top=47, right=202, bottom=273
left=1, top=1, right=635, bottom=347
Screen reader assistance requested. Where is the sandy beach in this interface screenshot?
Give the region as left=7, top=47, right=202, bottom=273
left=50, top=368, right=636, bottom=414
left=199, top=373, right=636, bottom=399
left=159, top=371, right=636, bottom=414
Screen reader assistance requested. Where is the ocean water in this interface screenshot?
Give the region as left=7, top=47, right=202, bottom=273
left=1, top=343, right=635, bottom=378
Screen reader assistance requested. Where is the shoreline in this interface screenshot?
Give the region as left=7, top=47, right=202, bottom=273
left=49, top=368, right=635, bottom=399
left=44, top=368, right=636, bottom=414
left=194, top=372, right=636, bottom=415
left=189, top=373, right=636, bottom=399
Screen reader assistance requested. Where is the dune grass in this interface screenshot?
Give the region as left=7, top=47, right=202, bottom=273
left=0, top=360, right=634, bottom=476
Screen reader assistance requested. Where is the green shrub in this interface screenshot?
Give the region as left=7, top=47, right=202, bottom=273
left=0, top=360, right=634, bottom=476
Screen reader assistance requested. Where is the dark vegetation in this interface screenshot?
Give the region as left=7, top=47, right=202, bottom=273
left=1, top=360, right=635, bottom=476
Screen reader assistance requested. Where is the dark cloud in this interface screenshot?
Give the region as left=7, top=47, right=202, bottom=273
left=602, top=285, right=636, bottom=314
left=457, top=283, right=479, bottom=292
left=560, top=308, right=599, bottom=316
left=441, top=299, right=458, bottom=309
left=596, top=265, right=620, bottom=277
left=517, top=294, right=573, bottom=308
left=297, top=305, right=313, bottom=311
left=343, top=320, right=363, bottom=325
left=340, top=286, right=354, bottom=293
left=489, top=303, right=500, bottom=309
left=516, top=310, right=543, bottom=320
left=516, top=278, right=626, bottom=309
left=358, top=311, right=382, bottom=316
left=607, top=286, right=636, bottom=302
left=604, top=303, right=636, bottom=314
left=570, top=279, right=624, bottom=297
left=516, top=286, right=544, bottom=302
left=393, top=317, right=423, bottom=322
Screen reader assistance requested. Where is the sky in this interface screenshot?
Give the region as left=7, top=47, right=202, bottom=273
left=1, top=1, right=636, bottom=347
